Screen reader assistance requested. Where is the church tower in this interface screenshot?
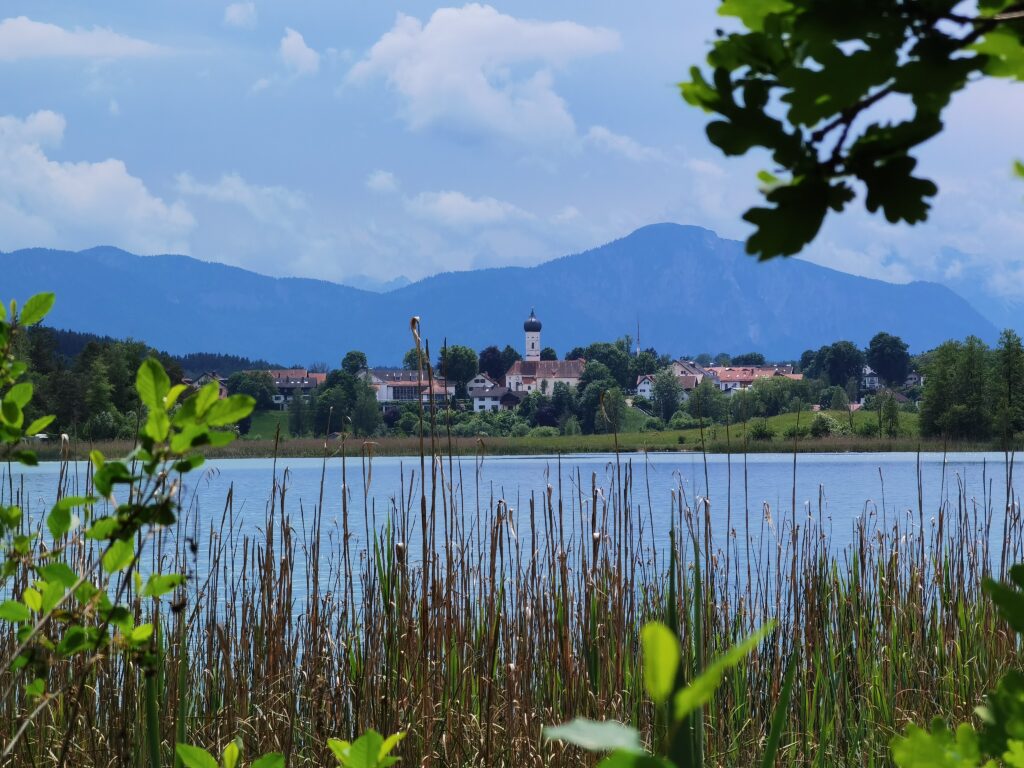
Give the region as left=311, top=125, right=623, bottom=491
left=524, top=308, right=542, bottom=362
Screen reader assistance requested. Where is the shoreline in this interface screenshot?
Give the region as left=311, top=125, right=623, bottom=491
left=25, top=432, right=1007, bottom=461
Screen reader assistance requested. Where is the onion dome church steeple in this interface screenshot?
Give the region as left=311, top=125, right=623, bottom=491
left=524, top=308, right=542, bottom=361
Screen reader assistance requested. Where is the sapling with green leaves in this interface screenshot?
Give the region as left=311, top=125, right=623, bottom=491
left=544, top=619, right=793, bottom=767
left=0, top=292, right=257, bottom=764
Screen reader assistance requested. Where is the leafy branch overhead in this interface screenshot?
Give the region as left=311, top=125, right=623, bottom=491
left=682, top=0, right=1024, bottom=258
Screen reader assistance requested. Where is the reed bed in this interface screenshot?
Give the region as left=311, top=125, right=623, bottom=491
left=1, top=445, right=1021, bottom=767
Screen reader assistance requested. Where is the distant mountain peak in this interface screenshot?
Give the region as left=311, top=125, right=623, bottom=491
left=0, top=225, right=996, bottom=364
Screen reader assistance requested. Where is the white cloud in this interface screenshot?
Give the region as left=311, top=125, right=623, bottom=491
left=0, top=16, right=164, bottom=61
left=108, top=99, right=120, bottom=117
left=176, top=172, right=305, bottom=220
left=0, top=111, right=193, bottom=254
left=223, top=2, right=257, bottom=30
left=584, top=126, right=664, bottom=162
left=366, top=170, right=399, bottom=194
left=280, top=28, right=319, bottom=76
left=347, top=4, right=619, bottom=146
left=407, top=190, right=531, bottom=228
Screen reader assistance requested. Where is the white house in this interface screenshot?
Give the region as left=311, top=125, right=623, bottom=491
left=861, top=365, right=880, bottom=391
left=362, top=368, right=455, bottom=404
left=468, top=373, right=498, bottom=391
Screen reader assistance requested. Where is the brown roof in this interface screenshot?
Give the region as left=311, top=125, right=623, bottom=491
left=506, top=359, right=586, bottom=379
left=708, top=366, right=801, bottom=384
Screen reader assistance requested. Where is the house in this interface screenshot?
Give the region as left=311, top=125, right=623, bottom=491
left=861, top=365, right=880, bottom=391
left=503, top=309, right=586, bottom=393
left=470, top=385, right=523, bottom=412
left=905, top=371, right=924, bottom=387
left=468, top=373, right=498, bottom=391
left=636, top=374, right=656, bottom=399
left=265, top=369, right=327, bottom=408
left=706, top=366, right=804, bottom=394
left=362, top=368, right=456, bottom=404
left=188, top=372, right=228, bottom=399
left=636, top=372, right=701, bottom=401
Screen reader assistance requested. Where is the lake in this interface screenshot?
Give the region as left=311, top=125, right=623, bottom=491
left=4, top=451, right=1016, bottom=561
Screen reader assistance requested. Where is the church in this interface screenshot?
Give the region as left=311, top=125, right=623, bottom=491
left=504, top=309, right=585, bottom=394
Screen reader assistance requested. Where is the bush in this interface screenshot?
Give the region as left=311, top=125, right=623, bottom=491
left=669, top=410, right=698, bottom=430
left=809, top=413, right=851, bottom=438
left=643, top=417, right=666, bottom=432
left=528, top=426, right=559, bottom=438
left=561, top=415, right=582, bottom=435
left=782, top=424, right=809, bottom=440
left=510, top=422, right=530, bottom=438
left=749, top=421, right=775, bottom=441
left=856, top=421, right=880, bottom=437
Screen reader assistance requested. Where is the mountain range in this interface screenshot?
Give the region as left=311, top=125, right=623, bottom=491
left=0, top=223, right=998, bottom=365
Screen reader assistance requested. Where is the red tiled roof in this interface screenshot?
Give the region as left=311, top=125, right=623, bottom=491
left=506, top=359, right=585, bottom=379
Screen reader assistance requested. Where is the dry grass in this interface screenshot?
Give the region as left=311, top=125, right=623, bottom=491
left=1, top=442, right=1021, bottom=766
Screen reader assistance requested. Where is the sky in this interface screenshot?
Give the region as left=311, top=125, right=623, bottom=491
left=1, top=2, right=1022, bottom=319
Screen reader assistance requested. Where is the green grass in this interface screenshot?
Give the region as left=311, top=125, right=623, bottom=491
left=246, top=409, right=290, bottom=440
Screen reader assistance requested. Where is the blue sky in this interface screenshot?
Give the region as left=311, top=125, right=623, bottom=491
left=1, top=2, right=1022, bottom=315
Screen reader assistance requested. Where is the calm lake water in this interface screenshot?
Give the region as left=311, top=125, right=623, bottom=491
left=4, top=451, right=1017, bottom=559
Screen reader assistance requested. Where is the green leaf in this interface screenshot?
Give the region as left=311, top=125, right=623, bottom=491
left=175, top=744, right=219, bottom=768
left=348, top=730, right=385, bottom=768
left=194, top=382, right=221, bottom=419
left=145, top=409, right=170, bottom=442
left=221, top=740, right=241, bottom=768
left=93, top=461, right=133, bottom=497
left=251, top=754, right=285, bottom=768
left=38, top=562, right=79, bottom=588
left=130, top=623, right=154, bottom=643
left=378, top=731, right=406, bottom=761
left=641, top=621, right=679, bottom=704
left=25, top=677, right=45, bottom=699
left=5, top=382, right=32, bottom=408
left=597, top=754, right=675, bottom=768
left=973, top=29, right=1024, bottom=81
left=0, top=600, right=31, bottom=622
left=327, top=738, right=351, bottom=762
left=136, top=357, right=171, bottom=412
left=1005, top=740, right=1024, bottom=768
left=102, top=539, right=135, bottom=573
left=891, top=719, right=984, bottom=767
left=1015, top=160, right=1024, bottom=179
left=21, top=587, right=41, bottom=613
left=205, top=395, right=255, bottom=427
left=47, top=504, right=72, bottom=539
left=674, top=622, right=774, bottom=721
left=718, top=0, right=792, bottom=31
left=164, top=383, right=188, bottom=410
left=18, top=293, right=55, bottom=326
left=24, top=414, right=54, bottom=435
left=142, top=573, right=185, bottom=598
left=543, top=719, right=643, bottom=754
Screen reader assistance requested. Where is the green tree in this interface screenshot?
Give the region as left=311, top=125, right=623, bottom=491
left=341, top=350, right=368, bottom=376
left=314, top=386, right=353, bottom=436
left=351, top=387, right=382, bottom=437
left=540, top=346, right=558, bottom=361
left=816, top=341, right=865, bottom=389
left=226, top=371, right=277, bottom=410
left=688, top=379, right=727, bottom=423
left=681, top=0, right=1024, bottom=258
left=713, top=352, right=731, bottom=366
left=288, top=393, right=311, bottom=437
left=651, top=369, right=682, bottom=421
left=882, top=393, right=901, bottom=438
left=731, top=352, right=766, bottom=366
left=478, top=345, right=505, bottom=381
left=595, top=387, right=626, bottom=434
left=402, top=347, right=423, bottom=371
left=920, top=337, right=994, bottom=440
left=436, top=344, right=478, bottom=397
left=500, top=345, right=522, bottom=374
left=994, top=329, right=1024, bottom=442
left=84, top=357, right=113, bottom=418
left=867, top=332, right=911, bottom=386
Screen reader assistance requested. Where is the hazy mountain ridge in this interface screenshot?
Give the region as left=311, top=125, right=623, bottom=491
left=0, top=224, right=997, bottom=365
